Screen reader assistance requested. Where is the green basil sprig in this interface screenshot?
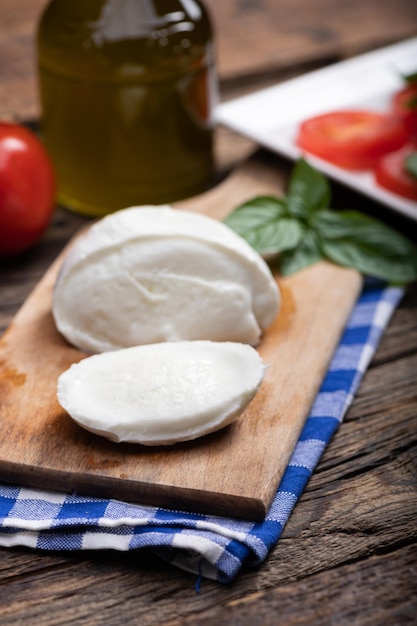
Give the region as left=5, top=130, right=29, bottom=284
left=224, top=159, right=417, bottom=283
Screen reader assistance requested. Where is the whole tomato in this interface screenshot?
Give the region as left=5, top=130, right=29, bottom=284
left=0, top=122, right=56, bottom=256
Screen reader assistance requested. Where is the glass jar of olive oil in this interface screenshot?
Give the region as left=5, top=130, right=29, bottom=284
left=37, top=0, right=217, bottom=217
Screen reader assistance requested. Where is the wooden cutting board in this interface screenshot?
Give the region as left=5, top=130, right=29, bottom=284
left=0, top=152, right=362, bottom=520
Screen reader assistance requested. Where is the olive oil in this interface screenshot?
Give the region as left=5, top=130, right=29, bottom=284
left=37, top=0, right=217, bottom=217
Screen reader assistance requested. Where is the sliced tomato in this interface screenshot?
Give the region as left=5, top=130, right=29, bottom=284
left=296, top=110, right=409, bottom=170
left=375, top=147, right=417, bottom=201
left=392, top=84, right=417, bottom=142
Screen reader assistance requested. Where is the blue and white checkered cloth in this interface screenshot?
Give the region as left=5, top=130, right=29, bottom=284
left=0, top=280, right=404, bottom=584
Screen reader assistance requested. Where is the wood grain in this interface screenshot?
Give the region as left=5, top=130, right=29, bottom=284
left=0, top=152, right=362, bottom=519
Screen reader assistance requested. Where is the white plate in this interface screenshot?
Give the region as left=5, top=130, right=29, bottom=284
left=215, top=37, right=417, bottom=222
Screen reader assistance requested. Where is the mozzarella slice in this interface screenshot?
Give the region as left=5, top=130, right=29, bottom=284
left=53, top=206, right=280, bottom=353
left=57, top=341, right=265, bottom=445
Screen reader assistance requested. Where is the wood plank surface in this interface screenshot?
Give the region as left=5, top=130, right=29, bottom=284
left=1, top=1, right=417, bottom=624
left=0, top=152, right=362, bottom=519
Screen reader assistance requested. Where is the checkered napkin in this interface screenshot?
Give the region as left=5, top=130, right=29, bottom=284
left=0, top=281, right=404, bottom=584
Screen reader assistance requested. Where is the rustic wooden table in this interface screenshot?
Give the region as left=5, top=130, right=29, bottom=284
left=1, top=1, right=417, bottom=624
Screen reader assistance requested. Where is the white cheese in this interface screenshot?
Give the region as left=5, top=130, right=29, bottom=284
left=57, top=341, right=265, bottom=445
left=53, top=205, right=280, bottom=353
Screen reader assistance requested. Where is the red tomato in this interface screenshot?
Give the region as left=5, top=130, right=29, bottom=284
left=296, top=110, right=409, bottom=170
left=0, top=122, right=56, bottom=256
left=392, top=84, right=417, bottom=141
left=375, top=148, right=417, bottom=201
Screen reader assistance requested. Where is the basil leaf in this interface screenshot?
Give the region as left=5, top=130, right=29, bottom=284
left=405, top=152, right=417, bottom=179
left=286, top=158, right=330, bottom=219
left=311, top=209, right=384, bottom=239
left=313, top=210, right=417, bottom=283
left=265, top=217, right=306, bottom=254
left=313, top=209, right=412, bottom=250
left=224, top=196, right=286, bottom=232
left=224, top=159, right=417, bottom=283
left=224, top=196, right=304, bottom=254
left=280, top=229, right=323, bottom=275
left=237, top=217, right=304, bottom=255
left=321, top=240, right=417, bottom=283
